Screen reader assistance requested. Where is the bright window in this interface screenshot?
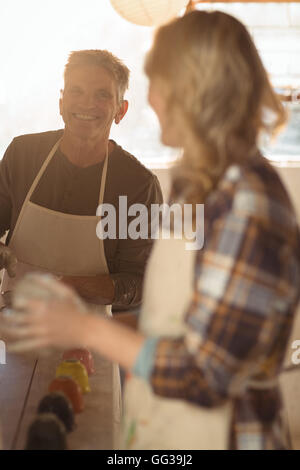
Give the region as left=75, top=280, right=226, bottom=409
left=0, top=0, right=178, bottom=167
left=1, top=1, right=299, bottom=166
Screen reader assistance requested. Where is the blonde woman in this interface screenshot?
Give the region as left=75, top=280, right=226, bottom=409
left=2, top=11, right=300, bottom=450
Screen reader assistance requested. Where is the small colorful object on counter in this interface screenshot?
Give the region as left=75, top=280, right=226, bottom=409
left=62, top=348, right=95, bottom=376
left=56, top=359, right=91, bottom=394
left=49, top=376, right=84, bottom=413
left=37, top=392, right=75, bottom=433
left=25, top=413, right=67, bottom=450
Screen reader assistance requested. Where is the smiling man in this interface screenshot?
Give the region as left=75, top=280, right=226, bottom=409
left=0, top=50, right=163, bottom=316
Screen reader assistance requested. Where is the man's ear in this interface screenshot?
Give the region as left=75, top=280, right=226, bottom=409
left=115, top=100, right=129, bottom=124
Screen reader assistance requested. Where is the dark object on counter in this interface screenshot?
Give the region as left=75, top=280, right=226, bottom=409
left=37, top=392, right=75, bottom=433
left=25, top=413, right=67, bottom=450
left=62, top=348, right=95, bottom=376
left=49, top=376, right=84, bottom=413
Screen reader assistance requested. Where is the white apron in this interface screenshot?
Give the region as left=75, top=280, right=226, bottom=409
left=121, top=231, right=232, bottom=450
left=0, top=138, right=121, bottom=447
left=1, top=138, right=110, bottom=314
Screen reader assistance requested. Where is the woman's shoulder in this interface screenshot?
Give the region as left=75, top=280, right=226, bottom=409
left=211, top=156, right=299, bottom=237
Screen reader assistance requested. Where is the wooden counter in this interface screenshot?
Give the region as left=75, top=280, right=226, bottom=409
left=0, top=351, right=121, bottom=450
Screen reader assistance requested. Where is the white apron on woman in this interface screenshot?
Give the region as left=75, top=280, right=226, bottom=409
left=122, top=229, right=232, bottom=450
left=0, top=138, right=121, bottom=447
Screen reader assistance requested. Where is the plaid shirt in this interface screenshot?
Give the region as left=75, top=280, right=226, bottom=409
left=134, top=154, right=300, bottom=450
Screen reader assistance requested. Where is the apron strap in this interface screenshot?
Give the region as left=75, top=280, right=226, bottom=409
left=8, top=138, right=63, bottom=247
left=98, top=146, right=109, bottom=207
left=26, top=138, right=62, bottom=203
left=96, top=145, right=110, bottom=281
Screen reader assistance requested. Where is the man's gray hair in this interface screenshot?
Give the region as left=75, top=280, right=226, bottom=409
left=64, top=50, right=130, bottom=102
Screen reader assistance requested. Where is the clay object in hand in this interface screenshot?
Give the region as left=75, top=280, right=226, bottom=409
left=49, top=376, right=84, bottom=413
left=56, top=360, right=91, bottom=393
left=12, top=272, right=88, bottom=312
left=62, top=349, right=95, bottom=376
left=37, top=392, right=75, bottom=433
left=25, top=413, right=67, bottom=450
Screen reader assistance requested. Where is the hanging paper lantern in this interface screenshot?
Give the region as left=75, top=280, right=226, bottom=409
left=110, top=0, right=189, bottom=27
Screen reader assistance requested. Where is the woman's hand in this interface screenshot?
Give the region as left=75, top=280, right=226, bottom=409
left=0, top=273, right=89, bottom=353
left=0, top=273, right=146, bottom=371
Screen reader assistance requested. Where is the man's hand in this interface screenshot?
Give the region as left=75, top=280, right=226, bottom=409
left=113, top=312, right=138, bottom=330
left=61, top=274, right=115, bottom=305
left=0, top=242, right=17, bottom=277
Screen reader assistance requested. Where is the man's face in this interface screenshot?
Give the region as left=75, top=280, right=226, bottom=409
left=60, top=64, right=126, bottom=142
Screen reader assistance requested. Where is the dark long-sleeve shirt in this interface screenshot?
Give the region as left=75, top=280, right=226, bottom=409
left=0, top=129, right=163, bottom=307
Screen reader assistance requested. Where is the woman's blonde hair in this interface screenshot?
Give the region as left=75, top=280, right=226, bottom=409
left=145, top=10, right=286, bottom=204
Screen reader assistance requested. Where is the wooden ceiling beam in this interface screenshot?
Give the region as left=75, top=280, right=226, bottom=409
left=187, top=0, right=300, bottom=7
